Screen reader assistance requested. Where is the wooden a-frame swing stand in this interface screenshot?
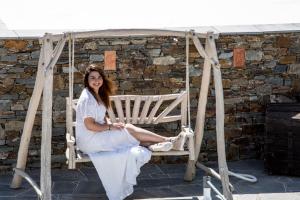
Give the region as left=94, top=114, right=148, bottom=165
left=10, top=29, right=233, bottom=200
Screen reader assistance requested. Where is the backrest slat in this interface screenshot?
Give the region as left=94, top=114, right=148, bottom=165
left=114, top=98, right=125, bottom=123
left=139, top=96, right=153, bottom=124
left=107, top=107, right=117, bottom=123
left=125, top=97, right=131, bottom=123
left=153, top=92, right=186, bottom=124
left=146, top=96, right=164, bottom=124
left=132, top=96, right=141, bottom=124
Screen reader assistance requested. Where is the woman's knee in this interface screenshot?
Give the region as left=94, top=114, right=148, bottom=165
left=125, top=123, right=136, bottom=133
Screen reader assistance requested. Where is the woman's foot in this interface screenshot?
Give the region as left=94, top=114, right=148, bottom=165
left=148, top=141, right=173, bottom=152
left=166, top=132, right=187, bottom=151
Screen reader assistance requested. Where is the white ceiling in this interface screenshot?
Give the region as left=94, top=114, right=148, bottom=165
left=0, top=0, right=300, bottom=30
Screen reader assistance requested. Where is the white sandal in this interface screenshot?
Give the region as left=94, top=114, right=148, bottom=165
left=148, top=141, right=173, bottom=152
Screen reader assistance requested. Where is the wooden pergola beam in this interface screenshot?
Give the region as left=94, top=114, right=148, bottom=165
left=45, top=29, right=219, bottom=42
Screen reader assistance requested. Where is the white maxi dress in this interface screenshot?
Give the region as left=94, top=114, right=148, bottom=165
left=76, top=88, right=151, bottom=200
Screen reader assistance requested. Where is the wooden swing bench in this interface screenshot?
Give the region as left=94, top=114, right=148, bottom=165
left=65, top=91, right=195, bottom=170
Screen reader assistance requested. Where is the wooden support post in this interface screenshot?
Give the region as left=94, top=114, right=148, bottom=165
left=185, top=36, right=212, bottom=181
left=10, top=40, right=47, bottom=189
left=40, top=34, right=54, bottom=200
left=192, top=36, right=212, bottom=161
left=11, top=35, right=66, bottom=189
left=209, top=37, right=233, bottom=200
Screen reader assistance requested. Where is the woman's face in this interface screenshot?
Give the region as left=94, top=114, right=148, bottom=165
left=88, top=71, right=103, bottom=93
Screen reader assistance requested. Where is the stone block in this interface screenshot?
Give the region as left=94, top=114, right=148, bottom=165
left=4, top=40, right=28, bottom=52
left=119, top=81, right=133, bottom=91
left=273, top=65, right=287, bottom=73
left=0, top=78, right=14, bottom=95
left=53, top=95, right=66, bottom=111
left=254, top=75, right=266, bottom=80
left=224, top=97, right=245, bottom=104
left=53, top=111, right=66, bottom=123
left=278, top=48, right=287, bottom=56
left=0, top=100, right=11, bottom=111
left=264, top=60, right=276, bottom=69
left=289, top=46, right=300, bottom=54
left=231, top=78, right=248, bottom=87
left=191, top=77, right=201, bottom=87
left=249, top=95, right=258, bottom=101
left=284, top=79, right=292, bottom=86
left=62, top=66, right=78, bottom=73
left=111, top=40, right=130, bottom=45
left=0, top=125, right=4, bottom=140
left=153, top=56, right=176, bottom=66
left=0, top=152, right=9, bottom=160
left=169, top=78, right=184, bottom=87
left=279, top=56, right=296, bottom=64
left=148, top=49, right=161, bottom=57
left=0, top=111, right=15, bottom=119
left=131, top=39, right=147, bottom=45
left=156, top=65, right=170, bottom=74
left=222, top=79, right=232, bottom=89
left=98, top=40, right=109, bottom=45
left=1, top=55, right=17, bottom=62
left=0, top=48, right=7, bottom=56
left=245, top=50, right=263, bottom=61
left=219, top=51, right=233, bottom=59
left=5, top=121, right=24, bottom=131
left=288, top=64, right=300, bottom=75
left=266, top=77, right=283, bottom=86
left=83, top=41, right=97, bottom=50
left=276, top=36, right=290, bottom=48
left=30, top=50, right=40, bottom=59
left=53, top=75, right=65, bottom=90
left=219, top=59, right=232, bottom=68
left=89, top=54, right=104, bottom=62
left=11, top=104, right=24, bottom=111
left=256, top=85, right=272, bottom=95
left=263, top=54, right=274, bottom=60
left=188, top=66, right=201, bottom=77
left=250, top=41, right=263, bottom=48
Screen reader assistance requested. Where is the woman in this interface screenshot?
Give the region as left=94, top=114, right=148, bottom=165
left=76, top=64, right=183, bottom=199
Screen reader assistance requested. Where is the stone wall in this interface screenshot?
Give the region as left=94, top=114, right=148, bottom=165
left=0, top=33, right=300, bottom=172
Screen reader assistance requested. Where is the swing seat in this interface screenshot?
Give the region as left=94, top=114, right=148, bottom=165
left=65, top=91, right=195, bottom=170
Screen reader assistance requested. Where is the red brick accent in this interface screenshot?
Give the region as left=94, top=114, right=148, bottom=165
left=104, top=51, right=116, bottom=70
left=233, top=48, right=245, bottom=68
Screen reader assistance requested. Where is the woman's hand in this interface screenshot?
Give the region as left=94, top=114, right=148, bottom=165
left=111, top=122, right=125, bottom=130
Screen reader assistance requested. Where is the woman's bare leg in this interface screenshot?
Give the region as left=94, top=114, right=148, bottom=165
left=125, top=123, right=168, bottom=143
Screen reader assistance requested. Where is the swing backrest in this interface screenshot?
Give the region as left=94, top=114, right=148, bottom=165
left=66, top=91, right=187, bottom=135
left=108, top=91, right=187, bottom=125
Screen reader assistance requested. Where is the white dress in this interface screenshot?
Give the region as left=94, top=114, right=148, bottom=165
left=76, top=88, right=151, bottom=200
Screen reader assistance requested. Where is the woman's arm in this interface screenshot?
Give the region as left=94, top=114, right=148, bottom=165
left=84, top=117, right=126, bottom=132
left=84, top=117, right=111, bottom=132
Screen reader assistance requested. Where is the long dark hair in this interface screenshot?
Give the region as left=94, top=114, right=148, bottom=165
left=84, top=64, right=116, bottom=108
